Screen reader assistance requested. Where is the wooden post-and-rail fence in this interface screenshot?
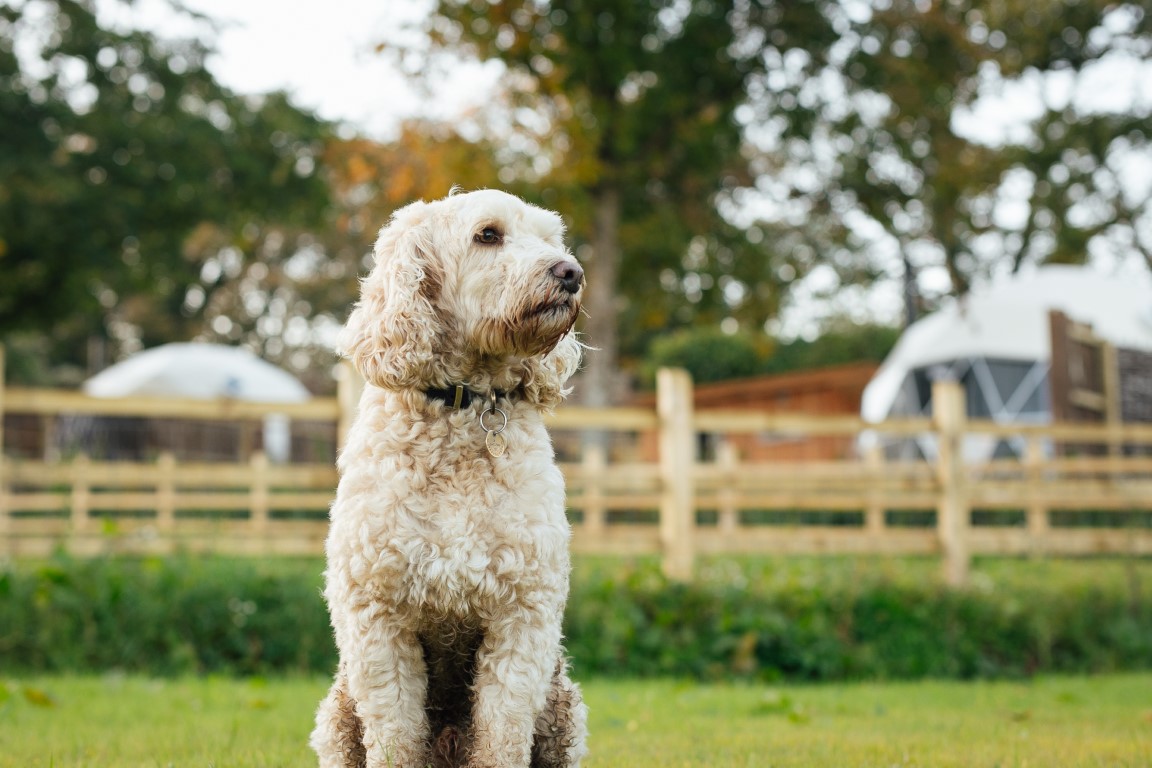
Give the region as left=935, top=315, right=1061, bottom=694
left=3, top=346, right=1152, bottom=584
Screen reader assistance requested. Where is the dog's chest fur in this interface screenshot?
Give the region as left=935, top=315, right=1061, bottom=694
left=331, top=391, right=571, bottom=618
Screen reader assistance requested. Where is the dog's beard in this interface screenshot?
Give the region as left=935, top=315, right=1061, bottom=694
left=518, top=293, right=581, bottom=353
left=465, top=304, right=576, bottom=358
left=514, top=313, right=577, bottom=356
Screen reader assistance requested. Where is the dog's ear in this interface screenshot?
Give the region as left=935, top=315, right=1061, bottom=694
left=520, top=331, right=584, bottom=410
left=338, top=201, right=440, bottom=390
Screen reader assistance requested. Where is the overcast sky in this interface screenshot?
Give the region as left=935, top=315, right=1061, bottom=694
left=97, top=0, right=499, bottom=138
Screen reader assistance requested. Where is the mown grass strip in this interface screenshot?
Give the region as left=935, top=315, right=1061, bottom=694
left=1, top=674, right=1149, bottom=767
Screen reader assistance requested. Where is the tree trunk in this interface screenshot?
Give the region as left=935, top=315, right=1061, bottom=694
left=581, top=184, right=622, bottom=407
left=902, top=251, right=919, bottom=328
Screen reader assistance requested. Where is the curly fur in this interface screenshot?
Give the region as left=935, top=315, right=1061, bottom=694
left=311, top=189, right=589, bottom=768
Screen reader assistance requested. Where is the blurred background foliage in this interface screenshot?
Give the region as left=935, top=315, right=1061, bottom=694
left=1, top=0, right=343, bottom=388
left=640, top=320, right=899, bottom=387
left=1, top=0, right=1150, bottom=401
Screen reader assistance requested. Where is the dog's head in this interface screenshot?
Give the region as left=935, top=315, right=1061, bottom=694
left=339, top=189, right=585, bottom=408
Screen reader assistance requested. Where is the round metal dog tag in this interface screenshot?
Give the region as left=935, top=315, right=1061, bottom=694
left=485, top=430, right=507, bottom=457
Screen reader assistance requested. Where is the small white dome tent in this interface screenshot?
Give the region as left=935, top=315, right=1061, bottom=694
left=861, top=265, right=1152, bottom=460
left=84, top=342, right=311, bottom=403
left=80, top=343, right=311, bottom=463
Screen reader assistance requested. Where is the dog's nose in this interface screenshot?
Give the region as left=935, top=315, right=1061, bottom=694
left=551, top=260, right=584, bottom=294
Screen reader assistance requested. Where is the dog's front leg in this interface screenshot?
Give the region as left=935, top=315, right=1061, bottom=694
left=468, top=608, right=561, bottom=768
left=344, top=620, right=431, bottom=768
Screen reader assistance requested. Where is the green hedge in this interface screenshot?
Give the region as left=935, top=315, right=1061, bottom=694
left=565, top=563, right=1152, bottom=680
left=1, top=556, right=1149, bottom=680
left=0, top=556, right=334, bottom=675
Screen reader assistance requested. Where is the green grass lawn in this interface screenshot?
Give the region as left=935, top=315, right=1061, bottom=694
left=2, top=674, right=1149, bottom=767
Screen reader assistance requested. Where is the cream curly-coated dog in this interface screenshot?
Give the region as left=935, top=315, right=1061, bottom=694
left=311, top=189, right=589, bottom=768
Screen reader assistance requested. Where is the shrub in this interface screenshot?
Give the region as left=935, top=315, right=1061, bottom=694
left=1, top=555, right=1149, bottom=680
left=641, top=328, right=770, bottom=387
left=0, top=555, right=332, bottom=675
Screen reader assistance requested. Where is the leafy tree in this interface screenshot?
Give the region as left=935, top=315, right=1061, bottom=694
left=322, top=120, right=505, bottom=253
left=755, top=0, right=1152, bottom=323
left=641, top=327, right=772, bottom=387
left=639, top=320, right=898, bottom=388
left=0, top=0, right=339, bottom=385
left=408, top=0, right=842, bottom=404
left=762, top=322, right=900, bottom=375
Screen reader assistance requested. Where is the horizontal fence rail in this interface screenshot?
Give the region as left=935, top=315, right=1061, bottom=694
left=3, top=386, right=342, bottom=421
left=2, top=349, right=1151, bottom=582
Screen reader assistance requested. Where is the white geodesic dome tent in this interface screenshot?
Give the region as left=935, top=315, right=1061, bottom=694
left=861, top=265, right=1152, bottom=460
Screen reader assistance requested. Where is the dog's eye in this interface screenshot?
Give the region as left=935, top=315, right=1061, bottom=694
left=474, top=226, right=504, bottom=246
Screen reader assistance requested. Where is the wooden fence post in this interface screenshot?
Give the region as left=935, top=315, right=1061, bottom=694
left=657, top=367, right=695, bottom=581
left=336, top=360, right=364, bottom=453
left=1101, top=341, right=1123, bottom=462
left=716, top=440, right=739, bottom=537
left=581, top=442, right=606, bottom=539
left=250, top=450, right=270, bottom=536
left=864, top=443, right=886, bottom=536
left=71, top=453, right=91, bottom=534
left=933, top=380, right=969, bottom=587
left=1024, top=436, right=1047, bottom=556
left=156, top=451, right=176, bottom=533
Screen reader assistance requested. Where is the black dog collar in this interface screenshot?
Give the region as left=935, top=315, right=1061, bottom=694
left=424, top=385, right=509, bottom=410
